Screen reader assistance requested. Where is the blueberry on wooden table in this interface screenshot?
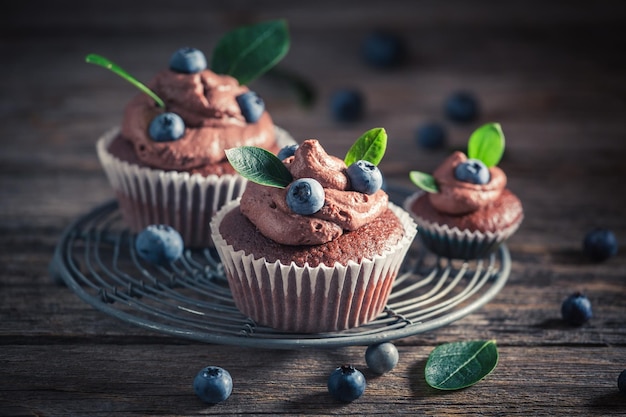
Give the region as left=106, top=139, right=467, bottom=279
left=561, top=292, right=593, bottom=326
left=193, top=366, right=233, bottom=404
left=327, top=365, right=366, bottom=403
left=365, top=342, right=399, bottom=374
left=361, top=30, right=407, bottom=69
left=330, top=89, right=365, bottom=122
left=583, top=228, right=618, bottom=262
left=415, top=122, right=447, bottom=150
left=444, top=91, right=480, bottom=123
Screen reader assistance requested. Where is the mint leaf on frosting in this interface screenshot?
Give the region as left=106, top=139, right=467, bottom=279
left=225, top=146, right=293, bottom=188
left=344, top=127, right=387, bottom=166
left=85, top=54, right=165, bottom=108
left=467, top=123, right=505, bottom=168
left=211, top=19, right=290, bottom=85
left=409, top=171, right=439, bottom=193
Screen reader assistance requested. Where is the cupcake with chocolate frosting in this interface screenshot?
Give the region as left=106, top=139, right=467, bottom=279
left=93, top=20, right=294, bottom=247
left=210, top=128, right=417, bottom=333
left=404, top=122, right=523, bottom=259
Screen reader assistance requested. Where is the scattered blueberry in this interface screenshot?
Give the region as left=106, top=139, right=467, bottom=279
left=277, top=144, right=299, bottom=160
left=583, top=228, right=618, bottom=262
left=236, top=91, right=265, bottom=123
left=347, top=160, right=383, bottom=194
left=330, top=89, right=364, bottom=122
left=454, top=159, right=490, bottom=184
left=444, top=91, right=480, bottom=123
left=361, top=30, right=407, bottom=69
left=193, top=366, right=233, bottom=404
left=415, top=122, right=447, bottom=150
left=148, top=112, right=185, bottom=142
left=327, top=365, right=366, bottom=403
left=286, top=178, right=325, bottom=215
left=618, top=369, right=626, bottom=396
left=365, top=342, right=399, bottom=374
left=169, top=47, right=207, bottom=74
left=135, top=224, right=184, bottom=265
left=561, top=292, right=593, bottom=326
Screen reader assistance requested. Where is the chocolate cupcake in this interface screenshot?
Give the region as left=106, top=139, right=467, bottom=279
left=91, top=20, right=294, bottom=247
left=210, top=129, right=417, bottom=333
left=404, top=123, right=523, bottom=259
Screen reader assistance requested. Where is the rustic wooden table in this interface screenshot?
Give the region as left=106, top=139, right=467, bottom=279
left=2, top=1, right=625, bottom=416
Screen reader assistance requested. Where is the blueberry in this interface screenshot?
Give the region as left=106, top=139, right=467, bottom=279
left=583, top=228, right=618, bottom=262
left=347, top=160, right=383, bottom=194
left=454, top=159, right=490, bottom=184
left=236, top=91, right=265, bottom=123
left=415, top=122, right=447, bottom=150
left=277, top=144, right=299, bottom=160
left=135, top=224, right=184, bottom=265
left=561, top=292, right=593, bottom=326
left=618, top=369, right=626, bottom=396
left=286, top=178, right=325, bottom=215
left=327, top=365, right=366, bottom=403
left=361, top=30, right=407, bottom=69
left=365, top=342, right=399, bottom=374
left=169, top=47, right=207, bottom=74
left=193, top=366, right=233, bottom=404
left=444, top=91, right=480, bottom=123
left=148, top=112, right=185, bottom=142
left=330, top=89, right=364, bottom=122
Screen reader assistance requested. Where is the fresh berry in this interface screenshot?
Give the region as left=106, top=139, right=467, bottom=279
left=361, top=30, right=407, bottom=69
left=347, top=160, right=383, bottom=194
left=148, top=112, right=185, bottom=142
left=415, top=122, right=447, bottom=150
left=193, top=366, right=233, bottom=404
left=236, top=91, right=265, bottom=123
left=454, top=159, right=490, bottom=184
left=561, top=292, right=593, bottom=326
left=618, top=369, right=626, bottom=395
left=135, top=224, right=184, bottom=265
left=330, top=89, right=364, bottom=122
left=277, top=144, right=299, bottom=160
left=327, top=365, right=366, bottom=403
left=169, top=47, right=207, bottom=74
left=444, top=91, right=480, bottom=123
left=583, top=228, right=618, bottom=262
left=365, top=342, right=399, bottom=374
left=286, top=178, right=325, bottom=215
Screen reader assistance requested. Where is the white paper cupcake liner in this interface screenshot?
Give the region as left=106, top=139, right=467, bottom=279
left=96, top=126, right=294, bottom=247
left=403, top=191, right=522, bottom=260
left=210, top=199, right=417, bottom=333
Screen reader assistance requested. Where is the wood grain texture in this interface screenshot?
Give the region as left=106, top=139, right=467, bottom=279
left=1, top=0, right=626, bottom=415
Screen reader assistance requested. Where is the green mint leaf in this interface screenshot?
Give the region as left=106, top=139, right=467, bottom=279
left=211, top=19, right=290, bottom=85
left=425, top=340, right=499, bottom=390
left=344, top=127, right=387, bottom=166
left=85, top=54, right=165, bottom=108
left=409, top=171, right=439, bottom=193
left=225, top=146, right=293, bottom=188
left=467, top=123, right=505, bottom=167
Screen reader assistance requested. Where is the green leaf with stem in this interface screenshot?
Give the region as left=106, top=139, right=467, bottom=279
left=425, top=340, right=499, bottom=390
left=409, top=171, right=439, bottom=193
left=467, top=123, right=505, bottom=167
left=344, top=127, right=387, bottom=166
left=211, top=19, right=290, bottom=85
left=225, top=146, right=293, bottom=188
left=85, top=54, right=165, bottom=108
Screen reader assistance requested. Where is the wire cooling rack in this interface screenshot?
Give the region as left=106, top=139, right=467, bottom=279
left=50, top=192, right=511, bottom=349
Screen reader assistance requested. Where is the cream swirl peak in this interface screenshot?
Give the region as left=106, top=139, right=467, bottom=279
left=120, top=69, right=276, bottom=173
left=239, top=139, right=389, bottom=246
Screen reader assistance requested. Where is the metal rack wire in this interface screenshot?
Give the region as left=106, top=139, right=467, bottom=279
left=50, top=198, right=511, bottom=349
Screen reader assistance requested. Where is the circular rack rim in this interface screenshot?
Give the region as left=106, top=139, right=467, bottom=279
left=51, top=199, right=511, bottom=349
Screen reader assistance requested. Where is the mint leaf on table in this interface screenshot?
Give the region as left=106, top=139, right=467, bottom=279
left=409, top=171, right=439, bottom=193
left=425, top=340, right=499, bottom=390
left=225, top=146, right=293, bottom=188
left=85, top=54, right=165, bottom=108
left=467, top=123, right=505, bottom=167
left=344, top=127, right=387, bottom=166
left=211, top=19, right=290, bottom=85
